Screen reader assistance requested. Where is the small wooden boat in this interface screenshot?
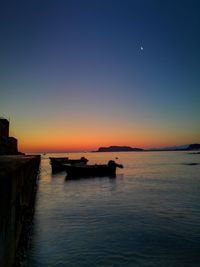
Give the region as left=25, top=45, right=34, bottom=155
left=64, top=160, right=123, bottom=178
left=49, top=156, right=88, bottom=172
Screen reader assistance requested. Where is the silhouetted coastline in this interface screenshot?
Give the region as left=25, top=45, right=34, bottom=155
left=95, top=146, right=144, bottom=152
left=94, top=144, right=200, bottom=152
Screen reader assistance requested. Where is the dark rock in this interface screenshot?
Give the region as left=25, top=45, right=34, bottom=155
left=96, top=146, right=144, bottom=152
left=187, top=144, right=200, bottom=150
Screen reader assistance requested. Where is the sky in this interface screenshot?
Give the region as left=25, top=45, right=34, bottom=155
left=1, top=0, right=200, bottom=152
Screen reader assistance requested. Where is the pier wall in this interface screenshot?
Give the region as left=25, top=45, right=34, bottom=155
left=0, top=155, right=40, bottom=267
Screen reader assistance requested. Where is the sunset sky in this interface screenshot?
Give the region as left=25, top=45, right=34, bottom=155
left=1, top=0, right=200, bottom=152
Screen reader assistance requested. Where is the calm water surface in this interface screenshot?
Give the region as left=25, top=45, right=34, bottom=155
left=26, top=152, right=200, bottom=266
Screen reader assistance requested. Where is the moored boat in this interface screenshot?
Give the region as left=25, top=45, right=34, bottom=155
left=64, top=160, right=123, bottom=178
left=49, top=156, right=88, bottom=172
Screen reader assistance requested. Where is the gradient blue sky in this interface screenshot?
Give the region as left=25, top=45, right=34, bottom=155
left=1, top=0, right=200, bottom=152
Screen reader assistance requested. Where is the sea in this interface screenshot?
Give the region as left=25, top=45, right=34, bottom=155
left=24, top=151, right=200, bottom=267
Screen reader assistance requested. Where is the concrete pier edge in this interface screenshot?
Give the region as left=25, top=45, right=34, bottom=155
left=0, top=155, right=41, bottom=267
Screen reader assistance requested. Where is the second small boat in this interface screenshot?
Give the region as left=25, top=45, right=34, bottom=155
left=49, top=156, right=88, bottom=172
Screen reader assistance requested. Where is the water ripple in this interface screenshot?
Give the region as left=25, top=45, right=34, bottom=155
left=25, top=152, right=200, bottom=267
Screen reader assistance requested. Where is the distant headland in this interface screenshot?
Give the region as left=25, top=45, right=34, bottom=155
left=95, top=146, right=144, bottom=152
left=94, top=144, right=200, bottom=152
left=187, top=144, right=200, bottom=150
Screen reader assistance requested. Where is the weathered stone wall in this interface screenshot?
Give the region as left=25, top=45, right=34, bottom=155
left=0, top=155, right=40, bottom=267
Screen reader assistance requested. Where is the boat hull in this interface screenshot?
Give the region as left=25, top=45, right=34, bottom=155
left=64, top=161, right=123, bottom=178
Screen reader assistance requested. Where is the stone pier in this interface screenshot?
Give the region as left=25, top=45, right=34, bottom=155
left=0, top=155, right=40, bottom=267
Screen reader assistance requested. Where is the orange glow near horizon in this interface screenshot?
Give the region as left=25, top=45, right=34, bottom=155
left=9, top=109, right=200, bottom=153
left=16, top=125, right=199, bottom=153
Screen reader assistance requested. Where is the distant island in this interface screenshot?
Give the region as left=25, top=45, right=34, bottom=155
left=187, top=144, right=200, bottom=150
left=94, top=144, right=200, bottom=152
left=96, top=146, right=144, bottom=152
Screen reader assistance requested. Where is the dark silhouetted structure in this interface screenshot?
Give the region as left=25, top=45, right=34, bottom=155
left=0, top=117, right=19, bottom=155
left=0, top=155, right=40, bottom=266
left=0, top=118, right=9, bottom=137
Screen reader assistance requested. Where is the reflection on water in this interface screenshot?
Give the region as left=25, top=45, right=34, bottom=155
left=26, top=152, right=200, bottom=266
